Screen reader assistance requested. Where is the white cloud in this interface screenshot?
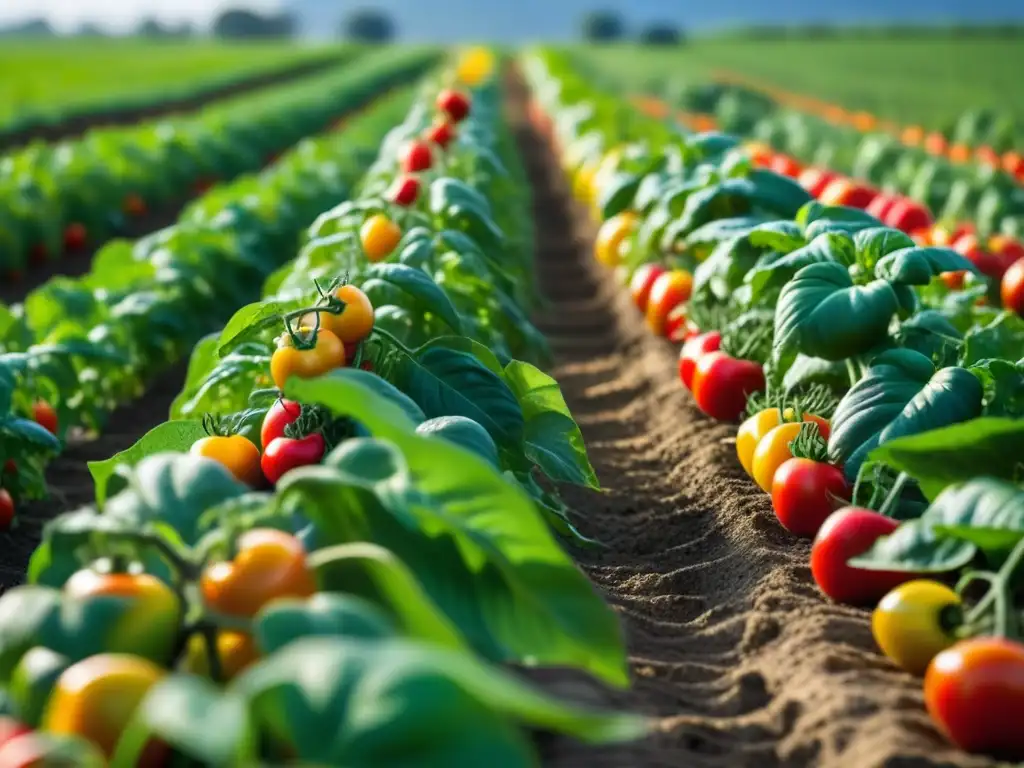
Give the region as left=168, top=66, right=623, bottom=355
left=0, top=0, right=284, bottom=33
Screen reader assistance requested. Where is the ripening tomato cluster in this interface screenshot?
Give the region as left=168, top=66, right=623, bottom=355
left=191, top=284, right=376, bottom=489
left=0, top=400, right=59, bottom=531
left=0, top=527, right=318, bottom=764
left=384, top=88, right=471, bottom=210
left=747, top=142, right=1024, bottom=318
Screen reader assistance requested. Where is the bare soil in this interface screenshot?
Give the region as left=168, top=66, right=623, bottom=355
left=507, top=79, right=1001, bottom=768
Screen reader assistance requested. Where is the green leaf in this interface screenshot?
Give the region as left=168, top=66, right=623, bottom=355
left=393, top=347, right=525, bottom=449
left=233, top=637, right=646, bottom=765
left=216, top=299, right=292, bottom=357
left=112, top=676, right=253, bottom=767
left=970, top=358, right=1024, bottom=417
left=874, top=246, right=977, bottom=286
left=828, top=350, right=984, bottom=481
left=598, top=171, right=641, bottom=219
left=868, top=418, right=1024, bottom=500
left=0, top=418, right=61, bottom=453
left=852, top=227, right=915, bottom=272
left=797, top=201, right=880, bottom=239
left=283, top=373, right=629, bottom=687
left=416, top=416, right=501, bottom=468
left=503, top=361, right=598, bottom=489
left=368, top=263, right=463, bottom=333
left=255, top=592, right=395, bottom=654
left=88, top=421, right=209, bottom=507
left=0, top=586, right=62, bottom=680
left=746, top=232, right=853, bottom=300
left=748, top=219, right=806, bottom=252
left=773, top=261, right=900, bottom=368
left=962, top=312, right=1024, bottom=367
left=851, top=478, right=1024, bottom=572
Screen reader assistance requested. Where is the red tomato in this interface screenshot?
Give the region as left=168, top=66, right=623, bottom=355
left=955, top=234, right=1010, bottom=282
left=63, top=223, right=87, bottom=252
left=400, top=141, right=433, bottom=173
left=810, top=507, right=912, bottom=605
left=261, top=433, right=326, bottom=485
left=797, top=167, right=839, bottom=198
left=771, top=459, right=849, bottom=538
left=678, top=331, right=722, bottom=391
left=388, top=175, right=421, bottom=207
left=924, top=637, right=1024, bottom=757
left=884, top=198, right=933, bottom=234
left=645, top=270, right=692, bottom=336
left=932, top=223, right=975, bottom=249
left=0, top=717, right=29, bottom=749
left=629, top=263, right=666, bottom=313
left=690, top=351, right=765, bottom=421
left=1002, top=258, right=1024, bottom=315
left=989, top=236, right=1024, bottom=273
left=0, top=489, right=15, bottom=531
left=260, top=399, right=302, bottom=450
left=436, top=89, right=471, bottom=123
left=819, top=178, right=878, bottom=209
left=426, top=120, right=456, bottom=149
left=865, top=194, right=896, bottom=222
left=768, top=154, right=802, bottom=178
left=32, top=401, right=58, bottom=436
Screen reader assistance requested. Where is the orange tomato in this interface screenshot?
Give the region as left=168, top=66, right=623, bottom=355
left=360, top=214, right=401, bottom=262
left=200, top=529, right=316, bottom=618
left=190, top=435, right=263, bottom=487
left=269, top=327, right=346, bottom=390
left=645, top=270, right=692, bottom=336
left=182, top=630, right=258, bottom=682
left=299, top=284, right=375, bottom=345
left=594, top=212, right=637, bottom=267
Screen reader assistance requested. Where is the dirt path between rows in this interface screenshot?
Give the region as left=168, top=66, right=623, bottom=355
left=0, top=55, right=348, bottom=153
left=506, top=78, right=999, bottom=768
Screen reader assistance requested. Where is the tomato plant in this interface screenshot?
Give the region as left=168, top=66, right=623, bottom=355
left=269, top=328, right=347, bottom=390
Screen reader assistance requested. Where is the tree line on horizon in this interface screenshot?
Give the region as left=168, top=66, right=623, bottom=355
left=1, top=8, right=1019, bottom=42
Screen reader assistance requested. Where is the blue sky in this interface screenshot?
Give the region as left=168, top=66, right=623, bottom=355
left=2, top=0, right=1022, bottom=38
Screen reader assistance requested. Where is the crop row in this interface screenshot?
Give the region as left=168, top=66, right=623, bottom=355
left=525, top=48, right=1024, bottom=761
left=0, top=45, right=355, bottom=150
left=0, top=53, right=644, bottom=765
left=567, top=50, right=1024, bottom=242
left=0, top=48, right=439, bottom=505
left=0, top=48, right=436, bottom=279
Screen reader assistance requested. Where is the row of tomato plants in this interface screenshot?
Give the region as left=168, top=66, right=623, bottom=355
left=0, top=58, right=644, bottom=765
left=569, top=50, right=1024, bottom=243
left=0, top=49, right=352, bottom=146
left=525, top=48, right=1024, bottom=761
left=0, top=49, right=440, bottom=515
left=0, top=47, right=433, bottom=280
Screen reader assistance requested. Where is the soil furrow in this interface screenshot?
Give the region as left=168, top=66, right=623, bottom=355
left=506, top=78, right=997, bottom=768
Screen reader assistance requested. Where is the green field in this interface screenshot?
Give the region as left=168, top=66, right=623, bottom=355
left=571, top=35, right=1024, bottom=129
left=0, top=40, right=347, bottom=126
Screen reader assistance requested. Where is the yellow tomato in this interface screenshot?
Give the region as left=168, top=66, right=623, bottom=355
left=594, top=212, right=637, bottom=267
left=736, top=408, right=782, bottom=476
left=360, top=214, right=401, bottom=262
left=751, top=421, right=803, bottom=492
left=182, top=630, right=258, bottom=682
left=269, top=328, right=346, bottom=390
left=455, top=47, right=495, bottom=85
left=190, top=435, right=263, bottom=487
left=872, top=581, right=962, bottom=675
left=44, top=654, right=165, bottom=758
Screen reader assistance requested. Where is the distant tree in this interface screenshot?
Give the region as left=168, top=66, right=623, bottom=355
left=581, top=10, right=625, bottom=42
left=76, top=21, right=108, bottom=38
left=137, top=17, right=170, bottom=37
left=639, top=23, right=683, bottom=46
left=0, top=18, right=55, bottom=37
left=341, top=8, right=396, bottom=42
left=214, top=8, right=295, bottom=39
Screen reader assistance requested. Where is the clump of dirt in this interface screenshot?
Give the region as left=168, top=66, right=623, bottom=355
left=507, top=78, right=998, bottom=768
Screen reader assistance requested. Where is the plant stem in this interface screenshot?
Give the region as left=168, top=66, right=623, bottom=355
left=876, top=472, right=909, bottom=518
left=845, top=358, right=860, bottom=389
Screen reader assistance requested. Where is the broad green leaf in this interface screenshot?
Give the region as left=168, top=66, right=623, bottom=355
left=368, top=263, right=463, bottom=333
left=216, top=299, right=292, bottom=357
left=852, top=478, right=1024, bottom=571
left=874, top=246, right=977, bottom=286
left=416, top=415, right=501, bottom=468
left=852, top=227, right=915, bottom=272
left=88, top=420, right=209, bottom=506
left=255, top=592, right=395, bottom=654
left=962, top=312, right=1024, bottom=367
left=869, top=417, right=1024, bottom=500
